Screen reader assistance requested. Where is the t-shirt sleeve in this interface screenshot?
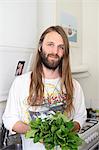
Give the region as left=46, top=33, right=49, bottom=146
left=2, top=77, right=21, bottom=133
left=73, top=80, right=87, bottom=129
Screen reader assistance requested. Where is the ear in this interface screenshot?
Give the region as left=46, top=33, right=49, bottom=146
left=38, top=46, right=42, bottom=52
left=38, top=47, right=41, bottom=52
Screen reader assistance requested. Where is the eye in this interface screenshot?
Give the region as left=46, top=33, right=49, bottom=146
left=58, top=45, right=65, bottom=50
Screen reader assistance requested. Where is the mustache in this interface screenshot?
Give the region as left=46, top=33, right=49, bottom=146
left=47, top=54, right=59, bottom=58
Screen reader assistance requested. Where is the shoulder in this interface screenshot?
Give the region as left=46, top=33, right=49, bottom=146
left=12, top=72, right=31, bottom=88
left=15, top=71, right=31, bottom=81
left=72, top=79, right=84, bottom=99
left=72, top=79, right=81, bottom=89
left=72, top=79, right=83, bottom=95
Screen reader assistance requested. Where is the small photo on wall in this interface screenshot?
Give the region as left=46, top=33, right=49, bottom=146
left=15, top=61, right=25, bottom=76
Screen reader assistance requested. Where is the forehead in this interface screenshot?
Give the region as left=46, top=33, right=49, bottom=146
left=43, top=31, right=64, bottom=44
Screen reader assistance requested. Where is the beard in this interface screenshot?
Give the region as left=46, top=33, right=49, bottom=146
left=40, top=50, right=63, bottom=70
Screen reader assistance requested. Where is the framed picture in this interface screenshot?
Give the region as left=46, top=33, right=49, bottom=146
left=61, top=12, right=77, bottom=47
left=15, top=61, right=25, bottom=76
left=56, top=1, right=78, bottom=47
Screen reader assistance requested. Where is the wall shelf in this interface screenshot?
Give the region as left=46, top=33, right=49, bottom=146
left=71, top=64, right=89, bottom=79
left=71, top=64, right=88, bottom=73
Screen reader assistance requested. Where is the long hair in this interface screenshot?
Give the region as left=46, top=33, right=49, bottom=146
left=27, top=25, right=74, bottom=114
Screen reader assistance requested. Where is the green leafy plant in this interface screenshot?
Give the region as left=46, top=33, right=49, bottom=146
left=25, top=112, right=83, bottom=150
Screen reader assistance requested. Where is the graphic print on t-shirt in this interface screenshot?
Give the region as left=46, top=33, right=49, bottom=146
left=43, top=79, right=66, bottom=111
left=27, top=78, right=67, bottom=120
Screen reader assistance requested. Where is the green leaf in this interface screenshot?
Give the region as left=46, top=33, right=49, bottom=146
left=61, top=145, right=71, bottom=150
left=34, top=132, right=40, bottom=143
left=51, top=125, right=57, bottom=133
left=45, top=143, right=54, bottom=150
left=65, top=121, right=74, bottom=130
left=44, top=136, right=54, bottom=143
left=29, top=118, right=42, bottom=129
left=25, top=129, right=36, bottom=138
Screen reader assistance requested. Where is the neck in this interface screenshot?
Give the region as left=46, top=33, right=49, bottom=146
left=42, top=65, right=60, bottom=79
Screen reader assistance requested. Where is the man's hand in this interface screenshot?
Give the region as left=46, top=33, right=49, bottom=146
left=72, top=121, right=81, bottom=132
left=12, top=121, right=30, bottom=134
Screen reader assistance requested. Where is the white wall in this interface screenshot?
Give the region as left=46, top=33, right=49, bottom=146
left=0, top=0, right=37, bottom=48
left=80, top=0, right=99, bottom=108
left=37, top=0, right=57, bottom=39
left=0, top=0, right=37, bottom=126
left=0, top=0, right=37, bottom=101
left=97, top=2, right=99, bottom=102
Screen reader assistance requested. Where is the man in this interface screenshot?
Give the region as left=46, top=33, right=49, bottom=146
left=3, top=25, right=87, bottom=150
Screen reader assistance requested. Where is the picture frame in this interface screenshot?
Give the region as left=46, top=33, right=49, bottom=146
left=56, top=1, right=78, bottom=47
left=61, top=12, right=78, bottom=47
left=15, top=61, right=25, bottom=76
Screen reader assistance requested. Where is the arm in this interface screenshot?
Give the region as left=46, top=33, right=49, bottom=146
left=2, top=76, right=29, bottom=134
left=73, top=80, right=87, bottom=129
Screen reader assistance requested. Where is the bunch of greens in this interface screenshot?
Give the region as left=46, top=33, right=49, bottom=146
left=25, top=112, right=82, bottom=150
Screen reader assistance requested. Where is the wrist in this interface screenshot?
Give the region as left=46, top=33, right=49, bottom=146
left=12, top=121, right=30, bottom=134
left=73, top=121, right=81, bottom=132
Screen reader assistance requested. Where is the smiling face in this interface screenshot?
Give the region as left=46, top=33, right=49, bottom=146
left=40, top=31, right=65, bottom=70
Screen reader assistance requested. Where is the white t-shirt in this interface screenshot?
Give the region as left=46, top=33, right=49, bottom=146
left=2, top=72, right=87, bottom=150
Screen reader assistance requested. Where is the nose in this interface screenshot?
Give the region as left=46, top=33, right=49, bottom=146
left=53, top=46, right=58, bottom=54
